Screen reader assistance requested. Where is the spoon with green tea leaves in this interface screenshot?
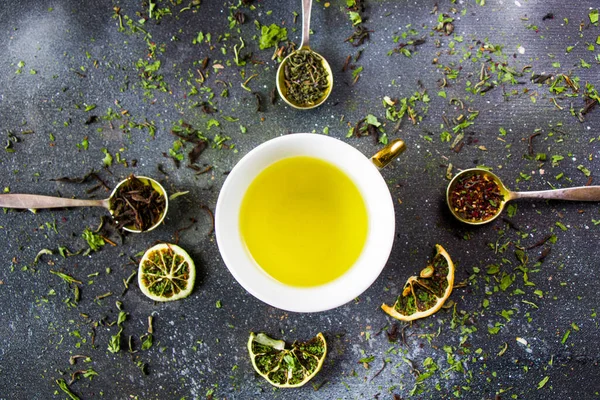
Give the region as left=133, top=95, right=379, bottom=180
left=0, top=175, right=168, bottom=233
left=446, top=168, right=600, bottom=225
left=276, top=0, right=333, bottom=109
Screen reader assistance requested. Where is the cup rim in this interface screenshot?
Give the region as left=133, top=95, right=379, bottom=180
left=215, top=133, right=395, bottom=312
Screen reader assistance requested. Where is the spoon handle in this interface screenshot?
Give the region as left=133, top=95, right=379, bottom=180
left=300, top=0, right=312, bottom=49
left=0, top=194, right=108, bottom=209
left=511, top=186, right=600, bottom=201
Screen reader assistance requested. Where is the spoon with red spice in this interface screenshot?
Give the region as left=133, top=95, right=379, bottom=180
left=0, top=175, right=168, bottom=233
left=446, top=168, right=600, bottom=225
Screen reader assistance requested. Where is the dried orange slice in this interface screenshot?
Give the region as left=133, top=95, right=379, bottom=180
left=248, top=332, right=327, bottom=388
left=381, top=244, right=454, bottom=321
left=138, top=243, right=195, bottom=301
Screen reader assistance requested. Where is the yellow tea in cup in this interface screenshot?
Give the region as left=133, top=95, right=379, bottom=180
left=239, top=156, right=368, bottom=287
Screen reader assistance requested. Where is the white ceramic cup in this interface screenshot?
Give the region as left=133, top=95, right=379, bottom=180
left=215, top=133, right=405, bottom=312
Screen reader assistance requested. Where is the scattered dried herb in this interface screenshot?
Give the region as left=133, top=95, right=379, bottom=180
left=56, top=379, right=80, bottom=400
left=82, top=228, right=105, bottom=251
left=345, top=25, right=371, bottom=46
left=259, top=23, right=287, bottom=50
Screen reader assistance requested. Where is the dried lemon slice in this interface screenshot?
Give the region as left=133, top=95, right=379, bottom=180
left=381, top=244, right=454, bottom=321
left=138, top=243, right=195, bottom=301
left=248, top=332, right=327, bottom=388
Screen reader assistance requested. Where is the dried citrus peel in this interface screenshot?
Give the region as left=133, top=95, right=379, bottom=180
left=381, top=244, right=454, bottom=321
left=138, top=243, right=196, bottom=302
left=248, top=332, right=327, bottom=388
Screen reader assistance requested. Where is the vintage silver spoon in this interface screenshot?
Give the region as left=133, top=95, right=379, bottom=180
left=276, top=0, right=333, bottom=109
left=0, top=175, right=168, bottom=232
left=447, top=168, right=600, bottom=225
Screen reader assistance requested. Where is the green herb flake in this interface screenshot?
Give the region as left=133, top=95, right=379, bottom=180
left=108, top=328, right=122, bottom=353
left=348, top=11, right=362, bottom=26
left=193, top=31, right=204, bottom=44
left=486, top=264, right=500, bottom=275
left=82, top=228, right=105, bottom=251
left=358, top=355, right=375, bottom=365
left=589, top=9, right=599, bottom=25
left=577, top=165, right=591, bottom=177
left=56, top=379, right=80, bottom=400
left=141, top=333, right=153, bottom=350
left=555, top=221, right=568, bottom=231
left=551, top=155, right=564, bottom=166
left=488, top=325, right=501, bottom=335
left=259, top=23, right=288, bottom=50
left=101, top=148, right=113, bottom=167
left=34, top=248, right=53, bottom=264
left=365, top=114, right=381, bottom=127
left=379, top=133, right=389, bottom=145
left=50, top=270, right=83, bottom=285
left=499, top=272, right=515, bottom=291
left=537, top=376, right=550, bottom=389
left=206, top=119, right=220, bottom=129
left=78, top=137, right=89, bottom=150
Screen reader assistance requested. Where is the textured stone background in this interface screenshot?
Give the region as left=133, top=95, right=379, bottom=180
left=0, top=1, right=599, bottom=399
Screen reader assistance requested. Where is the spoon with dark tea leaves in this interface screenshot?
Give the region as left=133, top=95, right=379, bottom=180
left=447, top=168, right=600, bottom=225
left=276, top=0, right=333, bottom=109
left=0, top=175, right=168, bottom=233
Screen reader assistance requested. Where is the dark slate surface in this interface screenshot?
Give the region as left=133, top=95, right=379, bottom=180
left=1, top=1, right=599, bottom=399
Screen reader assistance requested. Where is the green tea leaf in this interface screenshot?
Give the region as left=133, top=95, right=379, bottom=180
left=141, top=333, right=153, bottom=350
left=537, top=376, right=550, bottom=389
left=82, top=228, right=105, bottom=251
left=499, top=272, right=514, bottom=291
left=259, top=24, right=287, bottom=50
left=589, top=9, right=599, bottom=25
left=348, top=11, right=362, bottom=26
left=555, top=221, right=568, bottom=231
left=577, top=165, right=591, bottom=177
left=56, top=379, right=80, bottom=400
left=365, top=114, right=381, bottom=127
left=101, top=148, right=113, bottom=167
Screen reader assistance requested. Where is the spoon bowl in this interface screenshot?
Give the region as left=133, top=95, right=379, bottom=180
left=447, top=168, right=600, bottom=225
left=446, top=168, right=509, bottom=225
left=276, top=49, right=333, bottom=109
left=275, top=0, right=333, bottom=109
left=0, top=175, right=168, bottom=233
left=109, top=176, right=169, bottom=233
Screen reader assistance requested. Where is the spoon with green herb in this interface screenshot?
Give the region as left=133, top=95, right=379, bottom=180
left=0, top=175, right=168, bottom=233
left=447, top=168, right=600, bottom=225
left=276, top=0, right=333, bottom=109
